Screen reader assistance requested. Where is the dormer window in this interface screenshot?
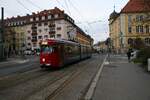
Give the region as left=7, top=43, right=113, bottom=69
left=8, top=23, right=10, bottom=26
left=36, top=17, right=39, bottom=21
left=30, top=18, right=33, bottom=22
left=48, top=15, right=51, bottom=19
left=42, top=16, right=45, bottom=20
left=45, top=15, right=48, bottom=20
left=39, top=16, right=41, bottom=20
left=55, top=14, right=58, bottom=18
left=13, top=22, right=16, bottom=26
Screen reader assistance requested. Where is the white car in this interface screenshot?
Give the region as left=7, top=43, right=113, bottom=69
left=24, top=50, right=32, bottom=55
left=131, top=50, right=139, bottom=59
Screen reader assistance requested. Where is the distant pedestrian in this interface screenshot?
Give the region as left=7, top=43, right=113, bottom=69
left=127, top=49, right=132, bottom=62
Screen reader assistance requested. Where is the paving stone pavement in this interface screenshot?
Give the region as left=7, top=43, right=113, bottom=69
left=93, top=55, right=150, bottom=100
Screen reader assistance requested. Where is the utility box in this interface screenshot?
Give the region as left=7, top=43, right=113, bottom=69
left=148, top=58, right=150, bottom=71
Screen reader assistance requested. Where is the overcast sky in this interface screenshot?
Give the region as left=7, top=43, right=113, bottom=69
left=0, top=0, right=129, bottom=43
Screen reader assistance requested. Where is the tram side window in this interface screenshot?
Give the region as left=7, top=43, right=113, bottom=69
left=64, top=45, right=73, bottom=56
left=41, top=45, right=53, bottom=53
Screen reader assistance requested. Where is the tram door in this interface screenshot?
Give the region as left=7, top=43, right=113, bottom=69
left=58, top=44, right=65, bottom=66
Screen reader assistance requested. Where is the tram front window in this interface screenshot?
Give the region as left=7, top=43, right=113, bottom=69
left=41, top=45, right=53, bottom=54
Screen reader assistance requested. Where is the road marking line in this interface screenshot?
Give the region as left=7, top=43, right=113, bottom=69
left=84, top=54, right=108, bottom=100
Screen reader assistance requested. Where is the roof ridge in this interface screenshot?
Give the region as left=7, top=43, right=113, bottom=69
left=121, top=0, right=150, bottom=13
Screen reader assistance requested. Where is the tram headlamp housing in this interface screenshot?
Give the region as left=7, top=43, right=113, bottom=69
left=42, top=58, right=45, bottom=62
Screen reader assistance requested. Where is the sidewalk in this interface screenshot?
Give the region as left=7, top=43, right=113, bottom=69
left=0, top=56, right=29, bottom=67
left=93, top=55, right=150, bottom=100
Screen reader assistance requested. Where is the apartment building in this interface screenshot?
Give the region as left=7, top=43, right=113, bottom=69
left=4, top=7, right=93, bottom=55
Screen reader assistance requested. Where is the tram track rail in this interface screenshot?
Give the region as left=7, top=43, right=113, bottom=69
left=0, top=57, right=95, bottom=100
left=45, top=58, right=97, bottom=100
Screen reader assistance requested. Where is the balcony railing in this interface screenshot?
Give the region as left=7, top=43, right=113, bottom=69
left=49, top=24, right=55, bottom=27
left=31, top=32, right=37, bottom=35
left=32, top=39, right=37, bottom=42
left=49, top=31, right=55, bottom=34
left=31, top=26, right=37, bottom=30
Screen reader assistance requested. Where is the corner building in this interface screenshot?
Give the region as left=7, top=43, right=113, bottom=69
left=109, top=0, right=150, bottom=53
left=4, top=7, right=93, bottom=55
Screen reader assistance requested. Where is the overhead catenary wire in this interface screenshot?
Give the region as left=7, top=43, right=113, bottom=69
left=55, top=0, right=70, bottom=15
left=55, top=0, right=77, bottom=25
left=15, top=0, right=32, bottom=13
left=25, top=0, right=43, bottom=10
left=64, top=0, right=71, bottom=16
left=76, top=20, right=102, bottom=24
left=67, top=0, right=92, bottom=33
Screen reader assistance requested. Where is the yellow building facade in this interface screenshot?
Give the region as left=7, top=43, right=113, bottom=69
left=109, top=0, right=150, bottom=53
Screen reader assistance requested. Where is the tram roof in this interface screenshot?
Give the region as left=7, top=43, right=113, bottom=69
left=42, top=39, right=80, bottom=45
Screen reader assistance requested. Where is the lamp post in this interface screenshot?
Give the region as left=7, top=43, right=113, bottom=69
left=0, top=7, right=5, bottom=60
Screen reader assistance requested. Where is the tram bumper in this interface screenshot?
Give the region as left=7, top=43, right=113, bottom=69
left=40, top=63, right=51, bottom=68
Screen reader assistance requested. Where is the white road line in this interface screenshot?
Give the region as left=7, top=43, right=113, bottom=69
left=84, top=54, right=108, bottom=100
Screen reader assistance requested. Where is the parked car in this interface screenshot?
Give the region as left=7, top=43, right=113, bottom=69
left=24, top=49, right=32, bottom=55
left=131, top=50, right=139, bottom=60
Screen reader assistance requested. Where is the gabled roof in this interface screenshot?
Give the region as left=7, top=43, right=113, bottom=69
left=121, top=0, right=150, bottom=13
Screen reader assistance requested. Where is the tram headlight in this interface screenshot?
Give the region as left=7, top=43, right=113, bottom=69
left=42, top=58, right=45, bottom=62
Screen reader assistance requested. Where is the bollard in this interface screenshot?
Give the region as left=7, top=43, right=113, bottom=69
left=148, top=58, right=150, bottom=71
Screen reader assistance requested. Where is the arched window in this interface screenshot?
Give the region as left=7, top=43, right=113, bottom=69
left=128, top=38, right=134, bottom=45
left=145, top=38, right=150, bottom=44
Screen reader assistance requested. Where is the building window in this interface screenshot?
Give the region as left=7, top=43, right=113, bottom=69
left=28, top=30, right=31, bottom=33
left=27, top=37, right=31, bottom=40
left=140, top=25, right=143, bottom=33
left=32, top=36, right=37, bottom=40
left=38, top=29, right=42, bottom=33
left=33, top=17, right=36, bottom=21
left=57, top=34, right=61, bottom=38
left=38, top=23, right=42, bottom=26
left=145, top=38, right=150, bottom=44
left=136, top=15, right=143, bottom=22
left=28, top=43, right=31, bottom=46
left=44, top=35, right=48, bottom=39
left=38, top=35, right=42, bottom=39
left=136, top=25, right=143, bottom=33
left=30, top=18, right=33, bottom=22
left=128, top=27, right=132, bottom=33
left=48, top=15, right=51, bottom=19
left=128, top=38, right=134, bottom=45
left=36, top=17, right=39, bottom=21
left=39, top=16, right=41, bottom=20
left=44, top=28, right=48, bottom=32
left=50, top=34, right=55, bottom=38
left=55, top=14, right=58, bottom=18
left=45, top=15, right=48, bottom=20
left=128, top=15, right=132, bottom=26
left=57, top=27, right=61, bottom=30
left=33, top=43, right=37, bottom=47
left=49, top=28, right=55, bottom=32
left=136, top=26, right=139, bottom=33
left=145, top=25, right=149, bottom=33
left=44, top=22, right=48, bottom=26
left=42, top=16, right=45, bottom=20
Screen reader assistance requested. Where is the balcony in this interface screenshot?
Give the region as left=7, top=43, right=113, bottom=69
left=32, top=39, right=37, bottom=42
left=31, top=32, right=37, bottom=35
left=31, top=26, right=37, bottom=30
left=49, top=24, right=55, bottom=27
left=49, top=31, right=55, bottom=34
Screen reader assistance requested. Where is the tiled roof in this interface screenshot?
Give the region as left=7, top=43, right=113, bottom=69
left=121, top=0, right=150, bottom=13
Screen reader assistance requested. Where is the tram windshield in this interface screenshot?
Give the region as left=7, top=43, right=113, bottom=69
left=41, top=45, right=53, bottom=53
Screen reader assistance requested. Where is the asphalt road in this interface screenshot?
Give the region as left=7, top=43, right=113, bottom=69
left=0, top=54, right=105, bottom=100
left=0, top=55, right=39, bottom=77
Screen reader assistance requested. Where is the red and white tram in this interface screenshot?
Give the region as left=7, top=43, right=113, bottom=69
left=40, top=39, right=92, bottom=68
